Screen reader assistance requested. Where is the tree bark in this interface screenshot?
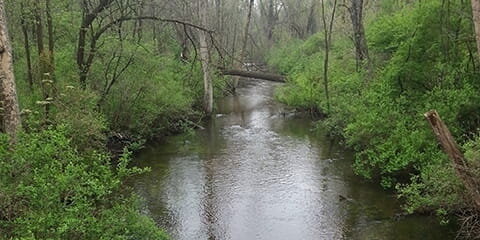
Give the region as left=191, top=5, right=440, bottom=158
left=472, top=0, right=480, bottom=57
left=20, top=3, right=34, bottom=90
left=46, top=0, right=54, bottom=63
left=34, top=0, right=52, bottom=118
left=77, top=0, right=114, bottom=89
left=0, top=0, right=22, bottom=141
left=34, top=0, right=44, bottom=54
left=198, top=0, right=213, bottom=115
left=306, top=0, right=317, bottom=36
left=424, top=110, right=480, bottom=210
left=349, top=0, right=370, bottom=72
left=321, top=0, right=338, bottom=112
left=232, top=0, right=254, bottom=92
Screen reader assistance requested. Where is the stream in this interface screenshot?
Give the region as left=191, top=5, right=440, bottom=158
left=130, top=80, right=456, bottom=240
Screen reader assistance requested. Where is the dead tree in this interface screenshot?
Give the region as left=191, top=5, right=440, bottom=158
left=221, top=69, right=285, bottom=82
left=425, top=110, right=480, bottom=210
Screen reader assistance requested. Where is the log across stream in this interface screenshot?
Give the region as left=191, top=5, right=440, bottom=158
left=129, top=79, right=456, bottom=240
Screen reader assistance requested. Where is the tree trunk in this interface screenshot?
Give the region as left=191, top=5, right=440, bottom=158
left=267, top=0, right=275, bottom=41
left=20, top=3, right=34, bottom=90
left=306, top=0, right=317, bottom=36
left=215, top=0, right=224, bottom=46
left=221, top=69, right=285, bottom=82
left=198, top=0, right=213, bottom=115
left=0, top=0, right=22, bottom=141
left=46, top=0, right=55, bottom=63
left=424, top=110, right=480, bottom=210
left=350, top=0, right=370, bottom=72
left=77, top=17, right=90, bottom=89
left=321, top=0, right=338, bottom=112
left=34, top=0, right=52, bottom=118
left=34, top=0, right=44, bottom=54
left=232, top=0, right=254, bottom=92
left=261, top=0, right=277, bottom=44
left=77, top=0, right=114, bottom=89
left=472, top=0, right=480, bottom=57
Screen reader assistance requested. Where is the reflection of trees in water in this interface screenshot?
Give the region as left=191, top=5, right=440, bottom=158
left=131, top=80, right=455, bottom=240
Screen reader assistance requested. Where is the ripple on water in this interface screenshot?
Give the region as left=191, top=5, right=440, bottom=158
left=131, top=80, right=457, bottom=240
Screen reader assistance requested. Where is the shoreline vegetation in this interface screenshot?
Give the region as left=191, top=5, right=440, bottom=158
left=1, top=0, right=480, bottom=239
left=267, top=0, right=480, bottom=238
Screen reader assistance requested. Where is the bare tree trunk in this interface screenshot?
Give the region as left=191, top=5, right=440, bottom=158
left=34, top=0, right=51, bottom=118
left=34, top=0, right=44, bottom=54
left=215, top=0, right=224, bottom=45
left=349, top=0, right=370, bottom=72
left=198, top=0, right=213, bottom=115
left=424, top=110, right=480, bottom=210
left=232, top=0, right=254, bottom=92
left=46, top=0, right=54, bottom=62
left=472, top=0, right=480, bottom=57
left=267, top=0, right=275, bottom=41
left=260, top=0, right=278, bottom=45
left=0, top=0, right=22, bottom=141
left=321, top=0, right=338, bottom=112
left=133, top=1, right=145, bottom=41
left=20, top=3, right=34, bottom=90
left=77, top=0, right=114, bottom=89
left=306, top=0, right=317, bottom=36
left=231, top=21, right=238, bottom=64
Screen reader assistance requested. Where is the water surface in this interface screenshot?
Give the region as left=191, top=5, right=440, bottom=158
left=131, top=80, right=456, bottom=240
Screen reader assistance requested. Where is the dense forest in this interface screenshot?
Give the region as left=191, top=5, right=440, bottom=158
left=1, top=0, right=480, bottom=239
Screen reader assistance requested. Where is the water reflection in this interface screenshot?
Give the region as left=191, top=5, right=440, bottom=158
left=131, top=80, right=456, bottom=240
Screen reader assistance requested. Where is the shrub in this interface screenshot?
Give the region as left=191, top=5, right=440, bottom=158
left=0, top=126, right=167, bottom=239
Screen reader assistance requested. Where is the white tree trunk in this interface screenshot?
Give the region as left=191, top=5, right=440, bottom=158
left=199, top=0, right=213, bottom=115
left=0, top=0, right=21, bottom=141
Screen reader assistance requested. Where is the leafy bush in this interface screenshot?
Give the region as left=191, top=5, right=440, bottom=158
left=267, top=0, right=480, bottom=219
left=0, top=126, right=167, bottom=239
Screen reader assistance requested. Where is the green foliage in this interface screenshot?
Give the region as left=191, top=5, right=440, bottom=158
left=6, top=0, right=230, bottom=238
left=55, top=87, right=108, bottom=152
left=0, top=126, right=167, bottom=239
left=268, top=0, right=480, bottom=216
left=97, top=42, right=200, bottom=138
left=268, top=35, right=326, bottom=110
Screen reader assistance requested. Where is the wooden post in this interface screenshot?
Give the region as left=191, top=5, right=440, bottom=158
left=424, top=110, right=480, bottom=210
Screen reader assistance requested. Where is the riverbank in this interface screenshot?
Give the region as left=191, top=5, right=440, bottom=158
left=266, top=1, right=480, bottom=237
left=129, top=79, right=456, bottom=240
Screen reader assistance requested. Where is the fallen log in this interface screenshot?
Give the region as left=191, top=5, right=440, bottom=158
left=424, top=110, right=480, bottom=210
left=220, top=69, right=286, bottom=83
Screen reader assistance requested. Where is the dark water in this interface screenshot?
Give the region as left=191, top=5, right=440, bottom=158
left=131, top=80, right=456, bottom=240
